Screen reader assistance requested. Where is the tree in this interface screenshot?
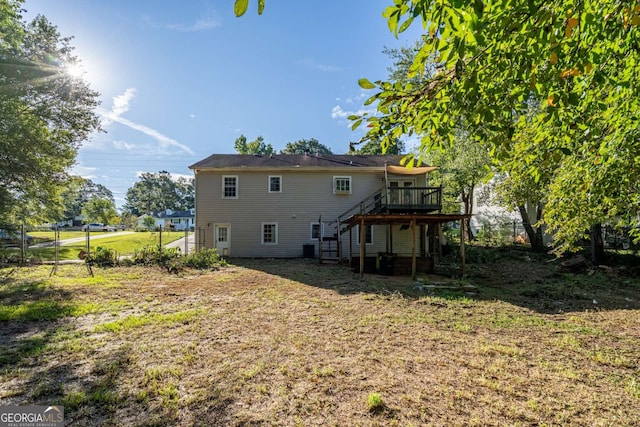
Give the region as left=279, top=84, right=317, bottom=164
left=353, top=1, right=640, bottom=253
left=281, top=138, right=332, bottom=155
left=426, top=128, right=491, bottom=241
left=0, top=1, right=101, bottom=224
left=234, top=134, right=274, bottom=155
left=141, top=215, right=156, bottom=231
left=123, top=171, right=193, bottom=215
left=59, top=177, right=114, bottom=220
left=488, top=101, right=554, bottom=251
left=119, top=213, right=138, bottom=230
left=81, top=198, right=117, bottom=225
left=349, top=137, right=405, bottom=155
left=380, top=36, right=489, bottom=240
left=174, top=176, right=194, bottom=211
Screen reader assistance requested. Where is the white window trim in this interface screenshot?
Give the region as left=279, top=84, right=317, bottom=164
left=261, top=222, right=278, bottom=245
left=310, top=222, right=325, bottom=240
left=268, top=175, right=282, bottom=193
left=222, top=175, right=239, bottom=199
left=356, top=224, right=374, bottom=245
left=333, top=176, right=352, bottom=194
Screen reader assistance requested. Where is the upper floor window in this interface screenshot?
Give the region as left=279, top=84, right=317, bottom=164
left=333, top=176, right=352, bottom=194
left=269, top=176, right=282, bottom=193
left=222, top=175, right=238, bottom=199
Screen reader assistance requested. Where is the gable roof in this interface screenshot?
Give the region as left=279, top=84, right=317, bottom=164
left=189, top=154, right=407, bottom=170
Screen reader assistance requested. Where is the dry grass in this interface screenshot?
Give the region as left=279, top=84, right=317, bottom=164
left=0, top=252, right=639, bottom=426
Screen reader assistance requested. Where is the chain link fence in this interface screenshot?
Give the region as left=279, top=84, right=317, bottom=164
left=0, top=224, right=196, bottom=266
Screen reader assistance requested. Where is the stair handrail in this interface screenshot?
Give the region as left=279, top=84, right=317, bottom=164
left=337, top=186, right=386, bottom=224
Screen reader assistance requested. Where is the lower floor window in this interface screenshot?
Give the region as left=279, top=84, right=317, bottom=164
left=357, top=224, right=373, bottom=245
left=262, top=222, right=278, bottom=245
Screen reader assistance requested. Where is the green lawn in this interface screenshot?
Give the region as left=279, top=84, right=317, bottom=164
left=0, top=253, right=638, bottom=426
left=24, top=232, right=187, bottom=261
left=29, top=230, right=90, bottom=240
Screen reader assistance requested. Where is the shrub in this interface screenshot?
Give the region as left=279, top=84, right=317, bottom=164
left=86, top=246, right=117, bottom=267
left=182, top=248, right=227, bottom=269
left=131, top=246, right=180, bottom=266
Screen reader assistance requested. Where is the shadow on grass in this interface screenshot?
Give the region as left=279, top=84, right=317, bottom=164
left=0, top=267, right=235, bottom=426
left=229, top=247, right=640, bottom=314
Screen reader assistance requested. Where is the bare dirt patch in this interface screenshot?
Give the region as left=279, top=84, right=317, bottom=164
left=1, top=254, right=639, bottom=426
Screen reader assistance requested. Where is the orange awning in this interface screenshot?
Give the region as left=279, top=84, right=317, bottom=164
left=386, top=165, right=438, bottom=175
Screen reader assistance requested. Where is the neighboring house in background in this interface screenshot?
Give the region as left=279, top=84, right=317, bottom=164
left=54, top=215, right=84, bottom=228
left=189, top=154, right=467, bottom=276
left=137, top=209, right=195, bottom=231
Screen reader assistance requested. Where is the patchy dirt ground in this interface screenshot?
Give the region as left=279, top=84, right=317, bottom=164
left=1, top=252, right=639, bottom=426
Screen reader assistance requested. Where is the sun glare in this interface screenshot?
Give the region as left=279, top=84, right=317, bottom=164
left=65, top=62, right=84, bottom=78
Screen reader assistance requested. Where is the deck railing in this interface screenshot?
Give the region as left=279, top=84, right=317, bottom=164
left=386, top=187, right=442, bottom=212
left=337, top=186, right=442, bottom=225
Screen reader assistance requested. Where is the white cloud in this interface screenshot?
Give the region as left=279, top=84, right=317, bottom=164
left=345, top=92, right=366, bottom=104
left=165, top=15, right=220, bottom=32
left=99, top=88, right=194, bottom=155
left=298, top=59, right=342, bottom=72
left=112, top=88, right=136, bottom=117
left=331, top=105, right=348, bottom=119
left=106, top=115, right=195, bottom=155
left=112, top=140, right=135, bottom=151
left=170, top=173, right=193, bottom=181
left=71, top=164, right=97, bottom=180
left=331, top=105, right=374, bottom=120
left=145, top=12, right=220, bottom=32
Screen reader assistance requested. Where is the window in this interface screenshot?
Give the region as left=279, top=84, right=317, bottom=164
left=222, top=175, right=238, bottom=199
left=269, top=176, right=282, bottom=193
left=333, top=176, right=352, bottom=194
left=310, top=222, right=325, bottom=240
left=357, top=225, right=374, bottom=245
left=262, top=222, right=278, bottom=245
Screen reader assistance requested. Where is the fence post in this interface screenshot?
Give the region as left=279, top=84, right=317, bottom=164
left=86, top=227, right=90, bottom=256
left=20, top=223, right=25, bottom=264
left=184, top=228, right=188, bottom=255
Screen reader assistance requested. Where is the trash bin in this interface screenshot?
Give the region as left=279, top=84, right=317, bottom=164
left=378, top=253, right=396, bottom=276
left=303, top=244, right=315, bottom=258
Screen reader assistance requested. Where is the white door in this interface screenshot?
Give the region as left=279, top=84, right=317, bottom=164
left=214, top=224, right=231, bottom=256
left=389, top=179, right=415, bottom=205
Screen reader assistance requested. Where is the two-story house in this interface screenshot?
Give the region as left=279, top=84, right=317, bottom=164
left=189, top=153, right=468, bottom=277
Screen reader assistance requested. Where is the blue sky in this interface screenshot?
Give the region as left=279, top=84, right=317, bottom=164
left=23, top=0, right=422, bottom=208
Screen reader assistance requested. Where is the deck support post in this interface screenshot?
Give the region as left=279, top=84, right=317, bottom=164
left=359, top=217, right=365, bottom=278
left=349, top=224, right=353, bottom=268
left=318, top=215, right=322, bottom=264
left=411, top=219, right=417, bottom=280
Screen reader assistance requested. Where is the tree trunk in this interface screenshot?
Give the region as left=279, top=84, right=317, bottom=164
left=461, top=186, right=475, bottom=241
left=518, top=204, right=545, bottom=252
left=590, top=223, right=605, bottom=265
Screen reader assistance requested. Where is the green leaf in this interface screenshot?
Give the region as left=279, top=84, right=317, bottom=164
left=358, top=78, right=376, bottom=89
left=258, top=0, right=265, bottom=15
left=351, top=119, right=363, bottom=131
left=234, top=0, right=249, bottom=17
left=399, top=16, right=414, bottom=33
left=364, top=94, right=379, bottom=106
left=561, top=148, right=571, bottom=155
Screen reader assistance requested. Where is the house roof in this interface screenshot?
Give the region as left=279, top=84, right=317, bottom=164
left=140, top=210, right=194, bottom=219
left=189, top=154, right=408, bottom=170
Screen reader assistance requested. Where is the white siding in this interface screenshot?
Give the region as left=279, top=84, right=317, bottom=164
left=195, top=169, right=387, bottom=257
